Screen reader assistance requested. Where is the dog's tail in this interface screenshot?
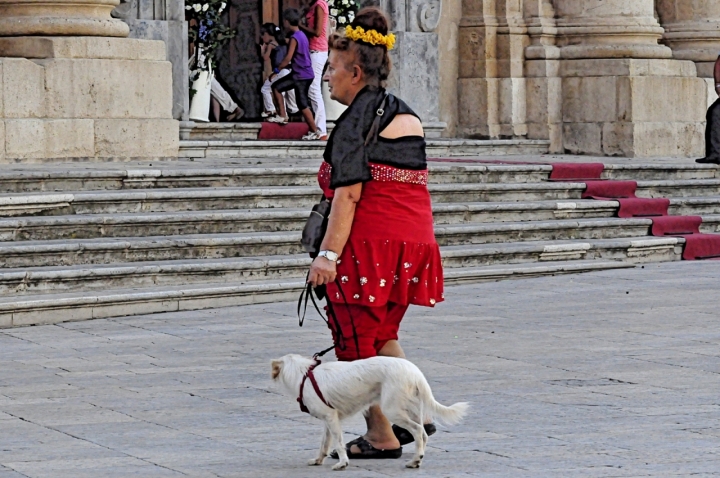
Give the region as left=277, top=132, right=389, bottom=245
left=418, top=381, right=469, bottom=426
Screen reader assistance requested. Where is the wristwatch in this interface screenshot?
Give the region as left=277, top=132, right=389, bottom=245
left=317, top=250, right=339, bottom=262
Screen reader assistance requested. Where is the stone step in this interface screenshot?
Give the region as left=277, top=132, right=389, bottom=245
left=0, top=234, right=666, bottom=295
left=178, top=138, right=551, bottom=159
left=0, top=215, right=671, bottom=267
left=0, top=259, right=634, bottom=328
left=0, top=162, right=715, bottom=194
left=4, top=196, right=719, bottom=245
left=0, top=200, right=621, bottom=241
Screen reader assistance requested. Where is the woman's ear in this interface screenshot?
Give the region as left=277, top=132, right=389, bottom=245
left=351, top=64, right=363, bottom=84
left=271, top=359, right=283, bottom=380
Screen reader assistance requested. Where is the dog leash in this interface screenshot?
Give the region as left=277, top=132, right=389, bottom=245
left=297, top=273, right=360, bottom=360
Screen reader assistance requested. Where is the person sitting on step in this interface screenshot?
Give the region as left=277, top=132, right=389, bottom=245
left=269, top=8, right=323, bottom=140
left=260, top=22, right=298, bottom=120
left=697, top=53, right=720, bottom=164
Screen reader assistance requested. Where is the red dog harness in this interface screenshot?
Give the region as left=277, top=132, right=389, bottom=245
left=298, top=359, right=334, bottom=414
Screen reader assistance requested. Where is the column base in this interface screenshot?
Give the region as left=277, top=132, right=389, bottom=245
left=0, top=37, right=178, bottom=162
left=559, top=59, right=707, bottom=158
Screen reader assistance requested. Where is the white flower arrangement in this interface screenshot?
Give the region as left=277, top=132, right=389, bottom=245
left=329, top=0, right=357, bottom=28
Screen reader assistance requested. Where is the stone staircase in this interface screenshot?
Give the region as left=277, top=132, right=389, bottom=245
left=0, top=157, right=718, bottom=328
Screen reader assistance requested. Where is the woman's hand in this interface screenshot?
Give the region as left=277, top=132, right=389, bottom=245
left=308, top=256, right=337, bottom=287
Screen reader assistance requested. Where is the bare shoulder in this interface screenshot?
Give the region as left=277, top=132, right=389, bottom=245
left=379, top=114, right=424, bottom=139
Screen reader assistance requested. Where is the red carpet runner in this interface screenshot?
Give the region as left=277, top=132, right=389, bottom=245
left=549, top=162, right=720, bottom=260
left=258, top=122, right=309, bottom=140
left=426, top=159, right=720, bottom=260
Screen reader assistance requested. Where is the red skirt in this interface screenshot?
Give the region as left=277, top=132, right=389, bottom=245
left=323, top=172, right=444, bottom=308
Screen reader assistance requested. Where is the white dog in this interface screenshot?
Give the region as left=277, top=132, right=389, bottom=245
left=271, top=354, right=468, bottom=470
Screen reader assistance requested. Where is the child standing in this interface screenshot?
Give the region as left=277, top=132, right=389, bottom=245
left=260, top=23, right=297, bottom=119
left=269, top=8, right=322, bottom=140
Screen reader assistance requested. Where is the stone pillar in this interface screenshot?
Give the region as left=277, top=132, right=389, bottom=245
left=552, top=0, right=706, bottom=157
left=0, top=0, right=129, bottom=37
left=524, top=0, right=561, bottom=151
left=0, top=0, right=178, bottom=162
left=112, top=0, right=189, bottom=120
left=371, top=0, right=442, bottom=128
left=657, top=0, right=720, bottom=78
left=457, top=0, right=529, bottom=139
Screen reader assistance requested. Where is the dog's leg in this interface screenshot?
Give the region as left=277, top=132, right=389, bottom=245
left=308, top=424, right=331, bottom=466
left=394, top=418, right=425, bottom=468
left=327, top=413, right=349, bottom=471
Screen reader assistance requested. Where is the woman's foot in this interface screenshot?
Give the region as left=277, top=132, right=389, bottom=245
left=392, top=423, right=437, bottom=445
left=226, top=106, right=244, bottom=122
left=302, top=130, right=326, bottom=141
left=261, top=111, right=274, bottom=118
left=329, top=436, right=402, bottom=459
left=268, top=115, right=289, bottom=124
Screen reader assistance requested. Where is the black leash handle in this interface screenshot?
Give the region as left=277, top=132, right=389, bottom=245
left=297, top=274, right=359, bottom=359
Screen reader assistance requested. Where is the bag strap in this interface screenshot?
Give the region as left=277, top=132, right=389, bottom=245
left=364, top=92, right=390, bottom=147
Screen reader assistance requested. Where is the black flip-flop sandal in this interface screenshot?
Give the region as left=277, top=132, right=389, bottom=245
left=329, top=437, right=402, bottom=459
left=392, top=423, right=437, bottom=446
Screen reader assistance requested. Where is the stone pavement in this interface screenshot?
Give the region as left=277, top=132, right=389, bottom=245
left=1, top=261, right=720, bottom=477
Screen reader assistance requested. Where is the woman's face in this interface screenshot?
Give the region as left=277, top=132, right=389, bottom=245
left=324, top=49, right=363, bottom=105
left=261, top=32, right=273, bottom=43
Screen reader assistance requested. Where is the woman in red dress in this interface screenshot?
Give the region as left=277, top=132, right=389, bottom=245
left=307, top=7, right=444, bottom=460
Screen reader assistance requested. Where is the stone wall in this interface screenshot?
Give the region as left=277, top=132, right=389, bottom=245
left=451, top=0, right=717, bottom=157
left=0, top=38, right=179, bottom=161
left=113, top=0, right=189, bottom=120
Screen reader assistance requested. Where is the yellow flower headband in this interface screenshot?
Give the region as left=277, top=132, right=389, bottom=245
left=344, top=25, right=396, bottom=50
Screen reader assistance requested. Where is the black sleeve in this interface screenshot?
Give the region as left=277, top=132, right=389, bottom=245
left=324, top=90, right=378, bottom=189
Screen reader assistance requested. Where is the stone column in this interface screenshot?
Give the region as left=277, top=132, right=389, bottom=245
left=112, top=0, right=189, bottom=120
left=553, top=0, right=671, bottom=59
left=657, top=0, right=720, bottom=78
left=524, top=0, right=561, bottom=151
left=0, top=0, right=178, bottom=162
left=551, top=0, right=706, bottom=157
left=385, top=0, right=443, bottom=129
left=457, top=0, right=529, bottom=139
left=0, top=0, right=129, bottom=37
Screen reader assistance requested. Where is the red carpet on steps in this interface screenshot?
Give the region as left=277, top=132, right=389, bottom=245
left=258, top=122, right=309, bottom=140
left=546, top=163, right=720, bottom=261
left=549, top=163, right=604, bottom=181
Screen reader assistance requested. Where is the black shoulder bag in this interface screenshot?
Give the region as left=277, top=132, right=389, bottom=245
left=300, top=92, right=389, bottom=255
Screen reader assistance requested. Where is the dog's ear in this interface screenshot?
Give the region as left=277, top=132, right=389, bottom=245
left=271, top=359, right=283, bottom=380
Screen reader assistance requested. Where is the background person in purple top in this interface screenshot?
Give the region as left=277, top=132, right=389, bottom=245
left=270, top=8, right=322, bottom=138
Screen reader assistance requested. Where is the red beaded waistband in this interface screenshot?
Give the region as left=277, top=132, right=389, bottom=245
left=319, top=161, right=428, bottom=187
left=370, top=163, right=428, bottom=186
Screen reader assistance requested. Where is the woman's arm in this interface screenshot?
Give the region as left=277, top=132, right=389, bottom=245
left=308, top=182, right=363, bottom=286
left=299, top=4, right=326, bottom=38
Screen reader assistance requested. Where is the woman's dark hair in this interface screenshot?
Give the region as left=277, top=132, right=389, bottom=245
left=283, top=8, right=302, bottom=27
left=328, top=7, right=392, bottom=86
left=261, top=22, right=285, bottom=44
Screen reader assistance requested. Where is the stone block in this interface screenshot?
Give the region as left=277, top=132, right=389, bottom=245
left=13, top=306, right=93, bottom=326
left=42, top=58, right=173, bottom=119
left=458, top=78, right=495, bottom=136
left=562, top=123, right=602, bottom=155
left=0, top=120, right=4, bottom=161
left=126, top=19, right=189, bottom=120
left=601, top=122, right=634, bottom=156
left=562, top=76, right=618, bottom=123
left=1, top=58, right=45, bottom=118
left=0, top=37, right=166, bottom=60
left=632, top=121, right=705, bottom=158
left=525, top=59, right=560, bottom=78
left=704, top=78, right=716, bottom=108
left=458, top=27, right=491, bottom=78
left=560, top=59, right=696, bottom=78
left=389, top=32, right=440, bottom=122
left=4, top=119, right=94, bottom=160
left=94, top=119, right=179, bottom=158
left=621, top=76, right=707, bottom=122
